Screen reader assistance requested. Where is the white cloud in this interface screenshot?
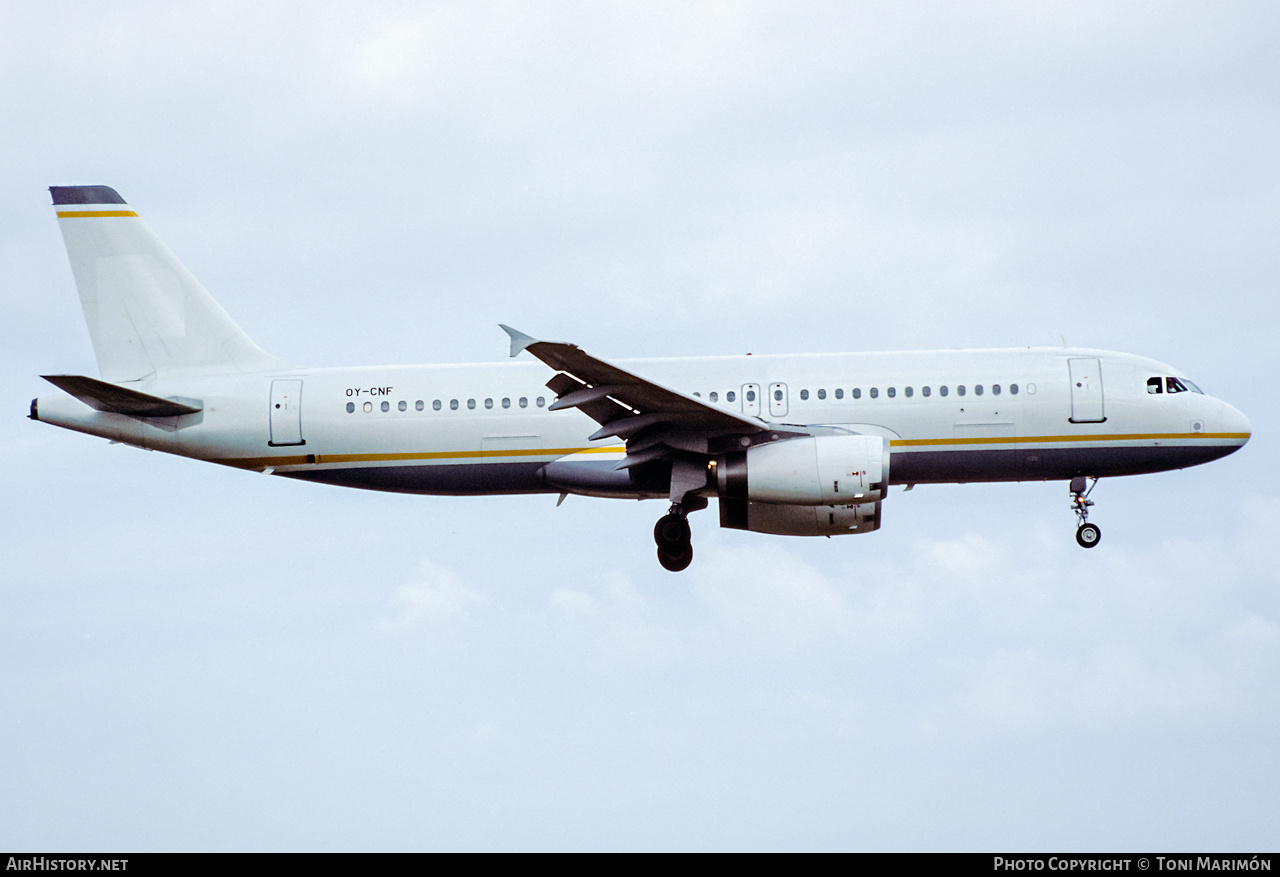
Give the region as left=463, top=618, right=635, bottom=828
left=947, top=642, right=1233, bottom=734
left=690, top=541, right=857, bottom=656
left=548, top=572, right=686, bottom=673
left=548, top=587, right=595, bottom=616
left=377, top=559, right=490, bottom=639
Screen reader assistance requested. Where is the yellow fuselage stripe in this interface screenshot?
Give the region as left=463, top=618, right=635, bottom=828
left=217, top=431, right=1248, bottom=470
left=221, top=444, right=624, bottom=470
left=56, top=210, right=139, bottom=218
left=890, top=431, right=1249, bottom=448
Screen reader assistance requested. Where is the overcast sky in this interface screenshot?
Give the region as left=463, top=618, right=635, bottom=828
left=2, top=1, right=1277, bottom=851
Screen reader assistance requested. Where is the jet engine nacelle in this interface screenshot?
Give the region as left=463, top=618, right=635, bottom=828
left=716, top=434, right=889, bottom=536
left=723, top=498, right=883, bottom=537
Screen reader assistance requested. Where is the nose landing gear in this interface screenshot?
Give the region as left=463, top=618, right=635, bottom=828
left=1070, top=476, right=1101, bottom=548
left=655, top=505, right=693, bottom=571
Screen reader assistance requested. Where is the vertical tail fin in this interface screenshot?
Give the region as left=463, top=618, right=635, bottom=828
left=50, top=185, right=285, bottom=382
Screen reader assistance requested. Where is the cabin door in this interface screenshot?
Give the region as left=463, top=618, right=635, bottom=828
left=269, top=379, right=305, bottom=446
left=1067, top=358, right=1105, bottom=423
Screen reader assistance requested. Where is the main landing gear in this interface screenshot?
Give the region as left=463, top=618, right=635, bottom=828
left=1070, top=476, right=1101, bottom=548
left=655, top=507, right=693, bottom=572
left=654, top=496, right=706, bottom=572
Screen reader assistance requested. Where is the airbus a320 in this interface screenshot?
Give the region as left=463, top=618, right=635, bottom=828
left=31, top=186, right=1251, bottom=571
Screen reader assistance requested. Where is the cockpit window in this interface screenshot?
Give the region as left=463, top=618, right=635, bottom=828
left=1150, top=375, right=1204, bottom=395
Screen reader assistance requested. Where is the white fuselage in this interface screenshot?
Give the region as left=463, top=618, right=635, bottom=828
left=33, top=346, right=1251, bottom=500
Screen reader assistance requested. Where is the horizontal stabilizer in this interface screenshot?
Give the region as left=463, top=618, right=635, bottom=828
left=41, top=374, right=202, bottom=417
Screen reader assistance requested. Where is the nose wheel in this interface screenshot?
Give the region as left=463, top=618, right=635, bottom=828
left=1070, top=476, right=1101, bottom=549
left=1076, top=522, right=1101, bottom=548
left=655, top=504, right=694, bottom=572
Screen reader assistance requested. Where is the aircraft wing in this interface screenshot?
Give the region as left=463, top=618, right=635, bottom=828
left=500, top=325, right=767, bottom=469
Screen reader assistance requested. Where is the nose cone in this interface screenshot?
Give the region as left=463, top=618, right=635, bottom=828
left=1220, top=400, right=1251, bottom=453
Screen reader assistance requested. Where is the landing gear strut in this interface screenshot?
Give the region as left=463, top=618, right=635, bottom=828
left=1070, top=476, right=1101, bottom=548
left=655, top=503, right=694, bottom=572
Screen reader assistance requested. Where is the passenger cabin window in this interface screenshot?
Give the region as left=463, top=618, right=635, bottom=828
left=940, top=386, right=949, bottom=397
left=363, top=401, right=373, bottom=413
left=727, top=390, right=736, bottom=402
left=519, top=397, right=528, bottom=408
left=887, top=387, right=896, bottom=398
left=416, top=400, right=424, bottom=411
left=992, top=385, right=1001, bottom=396
left=398, top=400, right=407, bottom=411
left=870, top=388, right=879, bottom=399
left=852, top=388, right=861, bottom=399
left=817, top=389, right=826, bottom=400
left=467, top=399, right=476, bottom=409
left=800, top=389, right=809, bottom=401
left=957, top=385, right=966, bottom=397
left=835, top=388, right=843, bottom=400
left=1147, top=377, right=1163, bottom=394
left=502, top=398, right=511, bottom=409
left=346, top=402, right=355, bottom=413
left=710, top=391, right=718, bottom=402
left=975, top=385, right=983, bottom=396
left=905, top=386, right=913, bottom=398
left=537, top=397, right=545, bottom=407
left=381, top=401, right=390, bottom=412
left=1010, top=384, right=1019, bottom=395
left=450, top=399, right=459, bottom=410
left=433, top=400, right=442, bottom=411
left=922, top=386, right=931, bottom=397
left=485, top=398, right=494, bottom=409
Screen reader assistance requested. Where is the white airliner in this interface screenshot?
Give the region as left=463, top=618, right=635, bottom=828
left=32, top=186, right=1251, bottom=571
